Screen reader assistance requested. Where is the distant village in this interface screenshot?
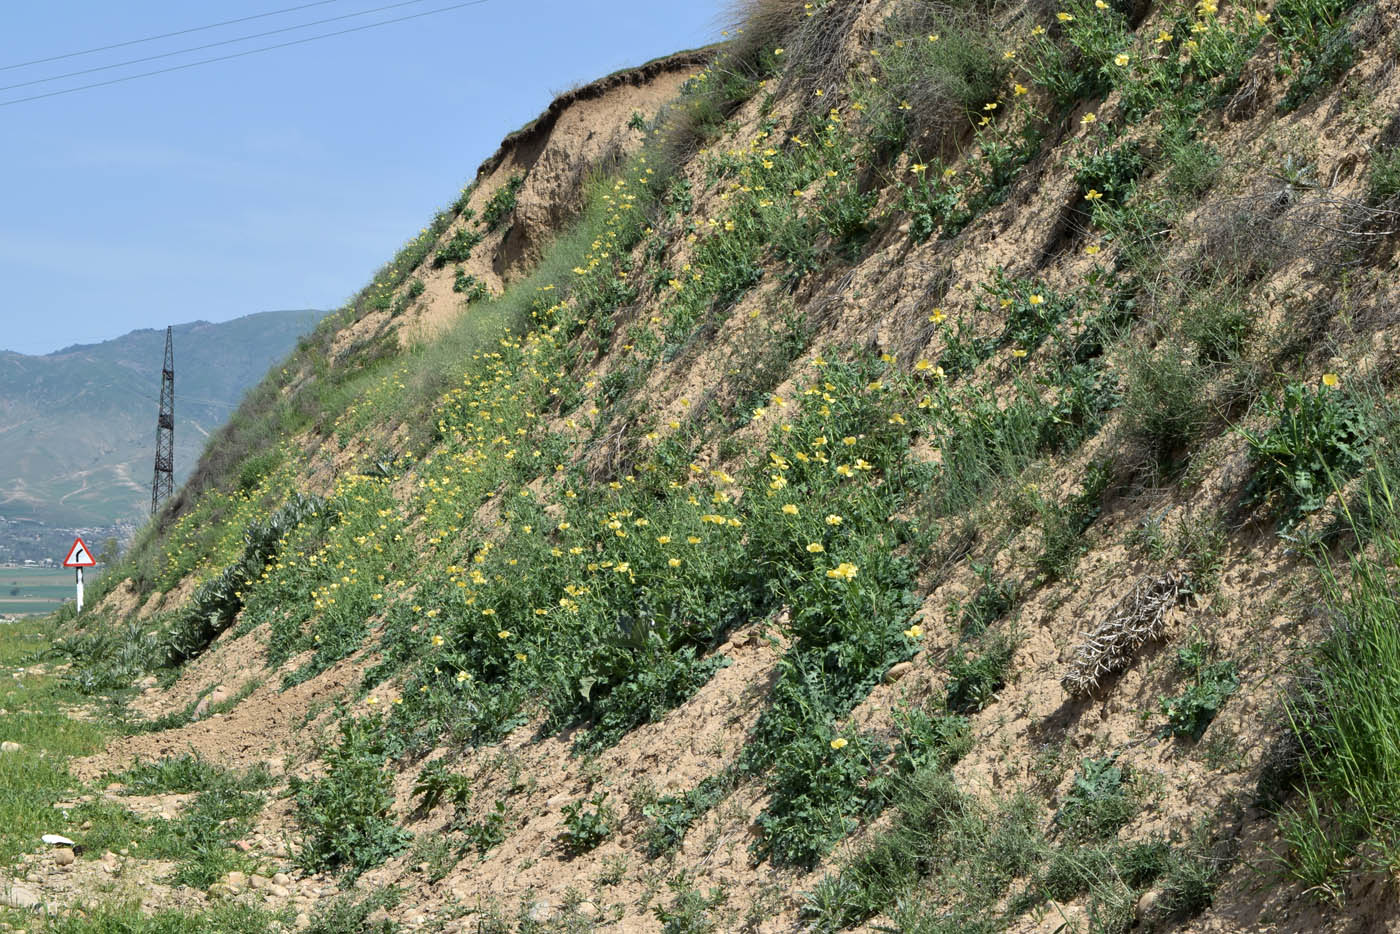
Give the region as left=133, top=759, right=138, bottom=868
left=0, top=514, right=133, bottom=567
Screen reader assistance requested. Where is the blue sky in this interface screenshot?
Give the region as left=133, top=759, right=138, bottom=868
left=0, top=1, right=723, bottom=355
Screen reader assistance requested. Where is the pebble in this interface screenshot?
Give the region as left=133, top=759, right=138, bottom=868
left=53, top=849, right=75, bottom=867
left=269, top=885, right=291, bottom=898
left=0, top=741, right=21, bottom=753
left=576, top=901, right=599, bottom=919
left=294, top=914, right=310, bottom=929
left=225, top=871, right=248, bottom=894
left=250, top=874, right=270, bottom=891
left=884, top=661, right=914, bottom=683
left=526, top=900, right=552, bottom=923
left=272, top=872, right=291, bottom=886
left=1136, top=889, right=1160, bottom=923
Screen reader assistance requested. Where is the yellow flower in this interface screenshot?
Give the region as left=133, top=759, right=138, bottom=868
left=911, top=162, right=928, bottom=174
left=843, top=436, right=857, bottom=446
left=497, top=630, right=511, bottom=639
left=456, top=670, right=470, bottom=683
left=1029, top=293, right=1045, bottom=305
left=827, top=562, right=859, bottom=581
left=1057, top=10, right=1075, bottom=20
left=1081, top=111, right=1097, bottom=126
left=1032, top=24, right=1046, bottom=34
left=1156, top=29, right=1173, bottom=42
left=807, top=542, right=825, bottom=553
left=431, top=634, right=445, bottom=647
left=826, top=514, right=843, bottom=525
left=1014, top=83, right=1029, bottom=96
left=774, top=47, right=785, bottom=55
left=904, top=624, right=924, bottom=638
left=929, top=307, right=947, bottom=323
left=1012, top=348, right=1028, bottom=358
left=366, top=696, right=379, bottom=706
left=669, top=558, right=682, bottom=568
left=830, top=737, right=849, bottom=750
left=1322, top=373, right=1340, bottom=388
left=1255, top=11, right=1270, bottom=25
left=1085, top=188, right=1103, bottom=201
left=1085, top=244, right=1101, bottom=255
left=1114, top=52, right=1130, bottom=66
left=927, top=33, right=940, bottom=41
left=782, top=504, right=799, bottom=515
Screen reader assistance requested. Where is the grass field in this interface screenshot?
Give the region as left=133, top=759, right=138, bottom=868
left=0, top=566, right=79, bottom=616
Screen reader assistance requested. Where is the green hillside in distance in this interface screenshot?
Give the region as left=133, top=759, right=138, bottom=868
left=0, top=310, right=323, bottom=560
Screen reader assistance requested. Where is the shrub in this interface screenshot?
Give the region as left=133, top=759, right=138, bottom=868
left=1367, top=146, right=1400, bottom=205
left=751, top=731, right=882, bottom=869
left=946, top=631, right=1016, bottom=713
left=1242, top=378, right=1371, bottom=519
left=452, top=268, right=489, bottom=301
left=463, top=800, right=511, bottom=857
left=862, top=3, right=1007, bottom=158
left=1121, top=341, right=1211, bottom=474
left=481, top=174, right=525, bottom=232
left=433, top=226, right=484, bottom=267
left=292, top=715, right=409, bottom=876
left=654, top=875, right=727, bottom=934
left=1055, top=757, right=1135, bottom=840
left=559, top=792, right=615, bottom=856
left=1160, top=641, right=1239, bottom=739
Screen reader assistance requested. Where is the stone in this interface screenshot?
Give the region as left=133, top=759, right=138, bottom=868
left=53, top=848, right=75, bottom=867
left=0, top=884, right=42, bottom=910
left=225, top=871, right=248, bottom=894
left=0, top=741, right=21, bottom=753
left=884, top=662, right=914, bottom=683
left=575, top=901, right=599, bottom=919
left=250, top=874, right=270, bottom=891
left=269, top=885, right=291, bottom=898
left=272, top=872, right=291, bottom=886
left=1135, top=889, right=1161, bottom=924
left=294, top=914, right=311, bottom=930
left=526, top=900, right=552, bottom=923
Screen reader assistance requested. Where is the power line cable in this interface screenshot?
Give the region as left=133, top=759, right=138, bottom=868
left=1, top=0, right=442, bottom=93
left=0, top=1, right=344, bottom=72
left=0, top=1, right=489, bottom=108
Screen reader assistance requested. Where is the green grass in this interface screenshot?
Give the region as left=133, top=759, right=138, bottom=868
left=1279, top=470, right=1400, bottom=899
left=38, top=902, right=292, bottom=934
left=0, top=617, right=109, bottom=868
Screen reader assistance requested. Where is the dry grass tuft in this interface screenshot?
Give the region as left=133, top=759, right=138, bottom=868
left=1061, top=572, right=1188, bottom=697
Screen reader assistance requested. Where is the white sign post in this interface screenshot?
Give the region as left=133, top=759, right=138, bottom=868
left=62, top=537, right=96, bottom=613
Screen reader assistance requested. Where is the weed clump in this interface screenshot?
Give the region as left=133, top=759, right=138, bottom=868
left=292, top=715, right=409, bottom=877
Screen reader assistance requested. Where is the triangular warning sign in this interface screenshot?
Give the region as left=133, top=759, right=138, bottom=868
left=63, top=537, right=96, bottom=568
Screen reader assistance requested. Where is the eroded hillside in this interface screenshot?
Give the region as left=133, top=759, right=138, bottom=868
left=8, top=0, right=1400, bottom=932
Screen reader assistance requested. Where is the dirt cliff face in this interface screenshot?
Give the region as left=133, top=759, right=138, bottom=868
left=53, top=0, right=1400, bottom=931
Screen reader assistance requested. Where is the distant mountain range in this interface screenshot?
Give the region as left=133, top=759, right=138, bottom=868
left=0, top=310, right=323, bottom=562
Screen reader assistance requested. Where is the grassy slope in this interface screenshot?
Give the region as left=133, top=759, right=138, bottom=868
left=26, top=0, right=1400, bottom=929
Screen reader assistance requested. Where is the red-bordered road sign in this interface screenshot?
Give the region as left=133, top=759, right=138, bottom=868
left=62, top=537, right=96, bottom=568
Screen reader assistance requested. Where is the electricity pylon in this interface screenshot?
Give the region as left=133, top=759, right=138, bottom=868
left=151, top=326, right=174, bottom=515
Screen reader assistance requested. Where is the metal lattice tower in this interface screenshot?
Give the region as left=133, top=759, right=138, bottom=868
left=151, top=326, right=175, bottom=515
